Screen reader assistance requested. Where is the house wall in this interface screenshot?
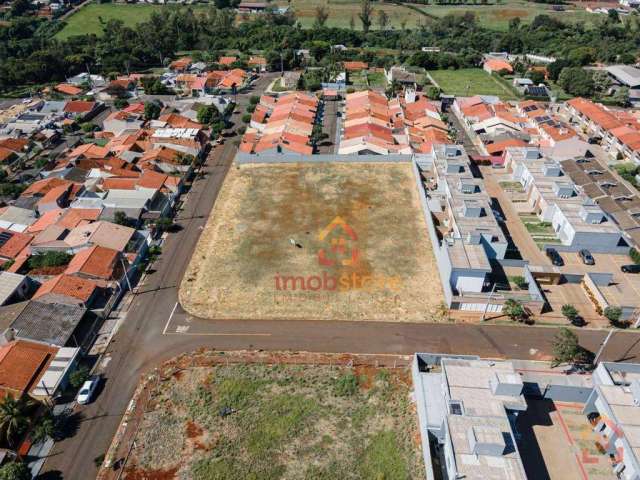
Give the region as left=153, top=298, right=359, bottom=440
left=451, top=269, right=486, bottom=293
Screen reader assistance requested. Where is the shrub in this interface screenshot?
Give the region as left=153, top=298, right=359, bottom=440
left=334, top=372, right=358, bottom=397
left=69, top=366, right=89, bottom=389
left=27, top=251, right=72, bottom=270
left=241, top=113, right=251, bottom=123
left=630, top=247, right=640, bottom=265
left=604, top=306, right=623, bottom=326
left=561, top=304, right=579, bottom=323
left=511, top=276, right=527, bottom=289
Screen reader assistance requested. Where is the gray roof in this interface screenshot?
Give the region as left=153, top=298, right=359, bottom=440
left=0, top=272, right=26, bottom=306
left=606, top=65, right=640, bottom=88
left=0, top=206, right=37, bottom=229
left=8, top=300, right=86, bottom=346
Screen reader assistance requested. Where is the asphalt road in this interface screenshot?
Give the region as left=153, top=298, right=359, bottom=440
left=40, top=77, right=640, bottom=480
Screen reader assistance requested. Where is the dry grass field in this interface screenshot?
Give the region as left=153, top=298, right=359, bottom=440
left=180, top=162, right=443, bottom=321
left=124, top=363, right=424, bottom=480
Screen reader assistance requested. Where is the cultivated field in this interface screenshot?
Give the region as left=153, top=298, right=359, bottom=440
left=180, top=162, right=444, bottom=321
left=428, top=68, right=518, bottom=100
left=419, top=0, right=596, bottom=31
left=123, top=361, right=424, bottom=480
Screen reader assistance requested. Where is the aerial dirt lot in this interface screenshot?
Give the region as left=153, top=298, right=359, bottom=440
left=180, top=162, right=443, bottom=321
left=121, top=359, right=424, bottom=479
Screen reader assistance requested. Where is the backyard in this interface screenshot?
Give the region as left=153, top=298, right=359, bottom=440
left=121, top=360, right=424, bottom=480
left=519, top=213, right=561, bottom=249
left=179, top=162, right=444, bottom=321
left=428, top=68, right=519, bottom=100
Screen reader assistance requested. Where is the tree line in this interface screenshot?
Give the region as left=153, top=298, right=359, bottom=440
left=1, top=2, right=639, bottom=92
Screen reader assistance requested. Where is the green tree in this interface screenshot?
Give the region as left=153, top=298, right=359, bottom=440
left=551, top=327, right=590, bottom=367
left=503, top=299, right=528, bottom=323
left=425, top=86, right=441, bottom=100
left=526, top=69, right=546, bottom=85
left=613, top=87, right=629, bottom=107
left=30, top=411, right=56, bottom=445
left=113, top=211, right=130, bottom=227
left=114, top=98, right=129, bottom=110
left=144, top=101, right=162, bottom=121
left=604, top=306, right=623, bottom=326
left=561, top=304, right=579, bottom=323
left=154, top=217, right=174, bottom=232
left=377, top=10, right=389, bottom=31
left=69, top=365, right=90, bottom=389
left=359, top=0, right=374, bottom=34
left=558, top=68, right=595, bottom=97
left=241, top=113, right=252, bottom=123
left=0, top=462, right=31, bottom=480
left=27, top=251, right=72, bottom=270
left=197, top=105, right=221, bottom=125
left=0, top=395, right=33, bottom=447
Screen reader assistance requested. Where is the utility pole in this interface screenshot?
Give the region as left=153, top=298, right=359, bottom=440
left=280, top=52, right=284, bottom=76
left=594, top=328, right=615, bottom=365
left=481, top=283, right=497, bottom=322
left=120, top=255, right=132, bottom=292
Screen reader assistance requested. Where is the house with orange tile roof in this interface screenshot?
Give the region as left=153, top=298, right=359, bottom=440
left=0, top=147, right=17, bottom=165
left=67, top=143, right=110, bottom=160
left=36, top=183, right=73, bottom=213
left=150, top=128, right=207, bottom=158
left=218, top=56, right=238, bottom=66
left=21, top=177, right=74, bottom=199
left=138, top=146, right=190, bottom=174
left=63, top=100, right=102, bottom=121
left=0, top=228, right=33, bottom=264
left=240, top=93, right=318, bottom=155
left=169, top=57, right=192, bottom=72
left=33, top=274, right=98, bottom=307
left=248, top=56, right=267, bottom=72
left=483, top=58, right=513, bottom=75
left=565, top=97, right=640, bottom=163
left=0, top=339, right=59, bottom=400
left=55, top=83, right=83, bottom=96
left=65, top=245, right=121, bottom=281
left=343, top=61, right=368, bottom=72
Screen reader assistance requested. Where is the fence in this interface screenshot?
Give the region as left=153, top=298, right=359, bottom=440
left=235, top=152, right=414, bottom=164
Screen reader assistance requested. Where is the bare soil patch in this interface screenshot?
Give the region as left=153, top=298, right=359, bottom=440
left=180, top=162, right=443, bottom=321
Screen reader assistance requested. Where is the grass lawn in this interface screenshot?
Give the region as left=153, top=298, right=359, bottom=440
left=55, top=3, right=208, bottom=39
left=418, top=0, right=596, bottom=31
left=428, top=68, right=518, bottom=100
left=125, top=362, right=424, bottom=479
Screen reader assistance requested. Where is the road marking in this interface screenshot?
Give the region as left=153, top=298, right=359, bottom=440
left=163, top=302, right=178, bottom=335
left=163, top=331, right=272, bottom=336
left=176, top=325, right=190, bottom=333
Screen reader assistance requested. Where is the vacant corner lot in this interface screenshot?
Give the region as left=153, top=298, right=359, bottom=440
left=180, top=162, right=443, bottom=321
left=428, top=68, right=518, bottom=100
left=124, top=362, right=424, bottom=480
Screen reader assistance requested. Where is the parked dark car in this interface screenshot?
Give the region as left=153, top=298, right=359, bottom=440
left=621, top=264, right=640, bottom=273
left=546, top=247, right=564, bottom=266
left=578, top=249, right=595, bottom=265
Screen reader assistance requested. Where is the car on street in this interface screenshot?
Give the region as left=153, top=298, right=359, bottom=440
left=76, top=375, right=100, bottom=405
left=621, top=264, right=640, bottom=273
left=578, top=249, right=595, bottom=265
left=546, top=247, right=564, bottom=266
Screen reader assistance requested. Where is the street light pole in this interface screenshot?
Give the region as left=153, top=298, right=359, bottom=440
left=481, top=283, right=497, bottom=322
left=594, top=328, right=615, bottom=366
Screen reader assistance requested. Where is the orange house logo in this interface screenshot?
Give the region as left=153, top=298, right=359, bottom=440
left=317, top=216, right=359, bottom=267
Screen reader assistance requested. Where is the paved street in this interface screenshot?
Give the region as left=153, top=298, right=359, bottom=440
left=40, top=79, right=640, bottom=480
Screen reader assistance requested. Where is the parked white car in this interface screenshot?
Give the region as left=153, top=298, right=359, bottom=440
left=76, top=376, right=100, bottom=405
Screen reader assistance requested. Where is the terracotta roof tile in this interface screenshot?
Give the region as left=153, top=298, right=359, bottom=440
left=33, top=274, right=97, bottom=303
left=65, top=245, right=119, bottom=280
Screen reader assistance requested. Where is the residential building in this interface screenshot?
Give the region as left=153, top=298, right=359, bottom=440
left=103, top=111, right=144, bottom=136
left=483, top=58, right=513, bottom=75
left=412, top=355, right=528, bottom=480
left=64, top=244, right=121, bottom=282
left=0, top=272, right=30, bottom=306
left=511, top=155, right=628, bottom=253
left=33, top=274, right=98, bottom=307
left=584, top=362, right=640, bottom=480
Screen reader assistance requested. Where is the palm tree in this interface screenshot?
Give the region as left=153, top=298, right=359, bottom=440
left=0, top=395, right=33, bottom=447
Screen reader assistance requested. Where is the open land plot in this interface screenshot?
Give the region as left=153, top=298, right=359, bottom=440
left=180, top=162, right=444, bottom=321
left=55, top=3, right=208, bottom=40
left=428, top=68, right=518, bottom=100
left=419, top=0, right=596, bottom=31
left=124, top=362, right=424, bottom=480
left=276, top=0, right=423, bottom=29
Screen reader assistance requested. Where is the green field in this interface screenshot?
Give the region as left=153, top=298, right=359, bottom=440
left=419, top=0, right=596, bottom=31
left=428, top=68, right=518, bottom=100
left=56, top=3, right=207, bottom=39
left=127, top=363, right=424, bottom=479
left=277, top=0, right=425, bottom=29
